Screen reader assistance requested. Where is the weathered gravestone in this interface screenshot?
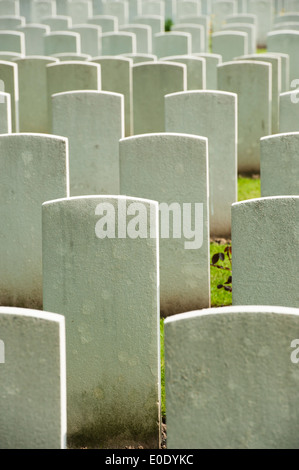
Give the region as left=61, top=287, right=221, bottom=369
left=42, top=195, right=161, bottom=448
left=221, top=22, right=256, bottom=54
left=87, top=15, right=118, bottom=32
left=0, top=307, right=66, bottom=449
left=165, top=90, right=237, bottom=238
left=0, top=15, right=25, bottom=30
left=248, top=0, right=273, bottom=47
left=17, top=24, right=50, bottom=56
left=0, top=31, right=25, bottom=55
left=161, top=55, right=206, bottom=90
left=0, top=133, right=69, bottom=309
left=235, top=53, right=282, bottom=134
left=91, top=56, right=133, bottom=136
left=52, top=90, right=123, bottom=195
left=232, top=196, right=299, bottom=307
left=0, top=60, right=18, bottom=132
left=153, top=31, right=192, bottom=58
left=260, top=132, right=299, bottom=196
left=120, top=133, right=210, bottom=316
left=102, top=0, right=128, bottom=25
left=193, top=52, right=222, bottom=90
left=119, top=23, right=152, bottom=54
left=101, top=31, right=136, bottom=55
left=44, top=31, right=81, bottom=55
left=132, top=61, right=186, bottom=134
left=279, top=90, right=299, bottom=131
left=0, top=91, right=11, bottom=134
left=165, top=305, right=299, bottom=449
left=212, top=31, right=248, bottom=62
left=218, top=60, right=272, bottom=173
left=32, top=0, right=56, bottom=23
left=69, top=24, right=102, bottom=57
left=267, top=30, right=299, bottom=84
left=14, top=56, right=59, bottom=133
left=46, top=61, right=101, bottom=131
left=41, top=14, right=72, bottom=30
left=172, top=23, right=205, bottom=53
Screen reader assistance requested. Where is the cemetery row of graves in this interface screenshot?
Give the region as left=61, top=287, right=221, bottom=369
left=2, top=0, right=299, bottom=450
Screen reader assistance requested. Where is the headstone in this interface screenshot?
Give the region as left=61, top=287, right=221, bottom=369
left=212, top=0, right=237, bottom=32
left=91, top=56, right=133, bottom=136
left=102, top=0, right=129, bottom=25
left=56, top=0, right=68, bottom=16
left=132, top=61, right=186, bottom=134
left=0, top=133, right=69, bottom=309
left=273, top=21, right=299, bottom=30
left=101, top=31, right=136, bottom=55
left=142, top=0, right=165, bottom=17
left=267, top=30, right=299, bottom=84
left=176, top=0, right=200, bottom=19
left=218, top=60, right=272, bottom=173
left=128, top=0, right=141, bottom=22
left=164, top=305, right=299, bottom=449
left=14, top=56, right=59, bottom=133
left=260, top=132, right=299, bottom=196
left=32, top=0, right=56, bottom=23
left=120, top=133, right=210, bottom=316
left=165, top=90, right=237, bottom=238
left=193, top=52, right=222, bottom=89
left=52, top=90, right=123, bottom=195
left=232, top=196, right=299, bottom=307
left=221, top=22, right=256, bottom=54
left=121, top=52, right=157, bottom=63
left=212, top=31, right=248, bottom=62
left=0, top=15, right=25, bottom=30
left=67, top=0, right=93, bottom=24
left=87, top=15, right=118, bottom=32
left=41, top=14, right=73, bottom=30
left=274, top=12, right=299, bottom=23
left=119, top=23, right=152, bottom=54
left=265, top=51, right=289, bottom=92
left=69, top=24, right=102, bottom=57
left=153, top=32, right=192, bottom=58
left=44, top=31, right=81, bottom=56
left=161, top=55, right=206, bottom=89
left=19, top=0, right=32, bottom=21
left=46, top=61, right=101, bottom=125
left=172, top=23, right=205, bottom=53
left=0, top=91, right=11, bottom=133
left=249, top=0, right=274, bottom=47
left=0, top=60, right=18, bottom=132
left=133, top=14, right=164, bottom=40
left=0, top=31, right=25, bottom=55
left=0, top=306, right=66, bottom=449
left=225, top=13, right=257, bottom=25
left=177, top=15, right=209, bottom=51
left=279, top=90, right=299, bottom=131
left=17, top=24, right=50, bottom=56
left=235, top=53, right=281, bottom=134
left=0, top=0, right=19, bottom=16
left=42, top=195, right=160, bottom=448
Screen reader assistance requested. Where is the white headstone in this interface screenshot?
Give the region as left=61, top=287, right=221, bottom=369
left=212, top=0, right=237, bottom=32
left=69, top=24, right=102, bottom=57
left=267, top=30, right=299, bottom=84
left=153, top=31, right=192, bottom=58
left=132, top=61, right=187, bottom=134
left=42, top=195, right=160, bottom=448
left=232, top=196, right=299, bottom=307
left=165, top=90, right=237, bottom=238
left=172, top=23, right=205, bottom=52
left=0, top=60, right=18, bottom=132
left=218, top=60, right=272, bottom=173
left=14, top=56, right=59, bottom=133
left=17, top=24, right=50, bottom=56
left=41, top=15, right=73, bottom=30
left=176, top=0, right=200, bottom=19
left=67, top=0, right=93, bottom=24
left=279, top=90, right=299, bottom=131
left=44, top=31, right=81, bottom=55
left=119, top=23, right=152, bottom=54
left=212, top=31, right=248, bottom=62
left=0, top=15, right=25, bottom=30
left=101, top=31, right=136, bottom=55
left=193, top=52, right=222, bottom=89
left=161, top=55, right=206, bottom=89
left=0, top=133, right=69, bottom=309
left=165, top=305, right=299, bottom=449
left=91, top=56, right=133, bottom=136
left=133, top=14, right=164, bottom=40
left=0, top=31, right=25, bottom=55
left=0, top=0, right=19, bottom=16
left=87, top=14, right=118, bottom=32
left=52, top=90, right=123, bottom=195
left=0, top=306, right=66, bottom=449
left=177, top=14, right=209, bottom=51
left=249, top=0, right=274, bottom=47
left=221, top=22, right=256, bottom=53
left=120, top=133, right=210, bottom=316
left=142, top=0, right=165, bottom=17
left=260, top=132, right=299, bottom=196
left=102, top=0, right=129, bottom=25
left=32, top=0, right=56, bottom=23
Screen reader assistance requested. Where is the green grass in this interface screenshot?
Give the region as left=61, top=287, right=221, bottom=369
left=160, top=175, right=261, bottom=419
